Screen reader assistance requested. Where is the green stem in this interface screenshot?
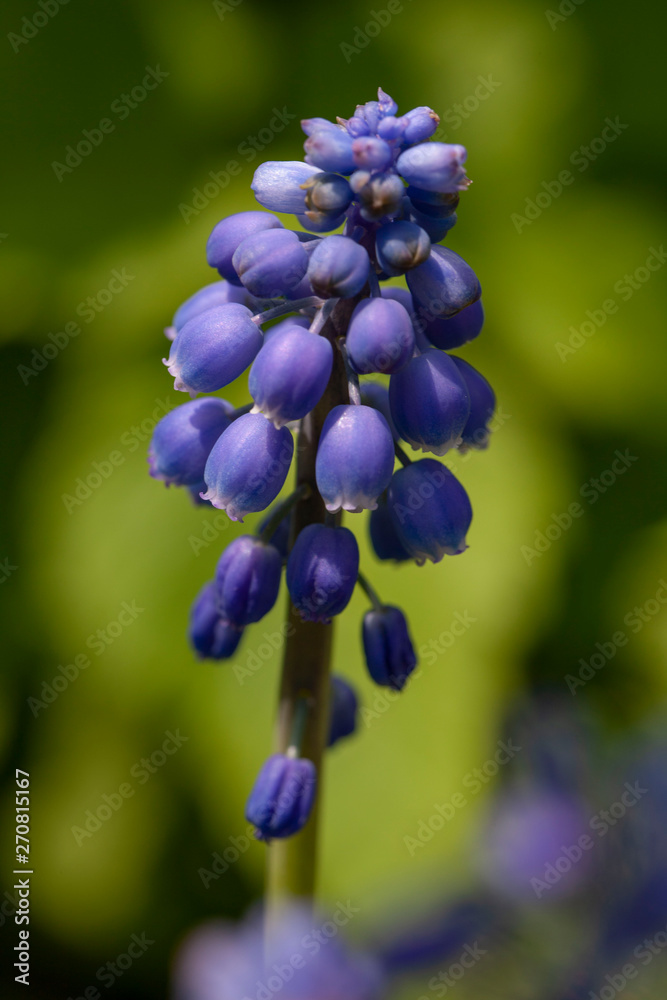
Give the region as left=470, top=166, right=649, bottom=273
left=266, top=296, right=361, bottom=915
left=356, top=571, right=383, bottom=612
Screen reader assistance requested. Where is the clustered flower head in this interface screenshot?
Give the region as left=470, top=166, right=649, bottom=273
left=148, top=88, right=496, bottom=843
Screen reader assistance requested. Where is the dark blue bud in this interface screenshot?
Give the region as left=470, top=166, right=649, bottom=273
left=389, top=349, right=470, bottom=455
left=347, top=298, right=415, bottom=375
left=201, top=413, right=294, bottom=521
left=359, top=382, right=400, bottom=440
left=401, top=106, right=440, bottom=144
left=207, top=212, right=283, bottom=285
left=387, top=459, right=473, bottom=563
left=301, top=117, right=339, bottom=136
left=215, top=535, right=282, bottom=626
left=232, top=229, right=308, bottom=298
left=328, top=676, right=359, bottom=747
left=355, top=100, right=381, bottom=133
left=346, top=114, right=371, bottom=138
left=148, top=397, right=233, bottom=486
left=406, top=187, right=459, bottom=218
left=352, top=136, right=393, bottom=171
left=369, top=499, right=411, bottom=562
left=296, top=209, right=347, bottom=234
left=397, top=143, right=470, bottom=193
left=286, top=524, right=359, bottom=623
left=258, top=507, right=291, bottom=559
left=362, top=605, right=417, bottom=691
left=249, top=325, right=333, bottom=427
left=164, top=303, right=263, bottom=395
left=377, top=115, right=409, bottom=141
left=188, top=581, right=244, bottom=660
left=316, top=404, right=395, bottom=512
left=303, top=172, right=354, bottom=214
left=172, top=280, right=247, bottom=335
left=376, top=221, right=431, bottom=276
left=305, top=129, right=356, bottom=175
left=284, top=272, right=316, bottom=300
left=450, top=356, right=496, bottom=451
left=307, top=235, right=370, bottom=299
left=420, top=299, right=484, bottom=350
left=407, top=246, right=481, bottom=319
left=407, top=204, right=457, bottom=244
left=349, top=169, right=372, bottom=193
left=377, top=87, right=398, bottom=117
left=245, top=754, right=317, bottom=841
left=380, top=285, right=415, bottom=315
left=358, top=172, right=406, bottom=222
left=252, top=161, right=323, bottom=214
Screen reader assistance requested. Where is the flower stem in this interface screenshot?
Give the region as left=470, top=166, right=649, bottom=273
left=253, top=296, right=324, bottom=325
left=266, top=297, right=360, bottom=915
left=356, top=571, right=383, bottom=612
left=337, top=338, right=361, bottom=405
left=394, top=441, right=412, bottom=467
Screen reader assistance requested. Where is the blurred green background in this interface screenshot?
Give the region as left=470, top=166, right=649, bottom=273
left=1, top=0, right=666, bottom=996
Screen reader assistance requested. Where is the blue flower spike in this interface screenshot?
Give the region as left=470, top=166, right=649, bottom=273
left=150, top=86, right=489, bottom=850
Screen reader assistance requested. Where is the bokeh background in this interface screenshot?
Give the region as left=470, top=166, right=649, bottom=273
left=1, top=0, right=666, bottom=996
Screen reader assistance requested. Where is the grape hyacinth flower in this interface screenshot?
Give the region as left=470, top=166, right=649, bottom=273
left=164, top=303, right=263, bottom=395
left=307, top=234, right=370, bottom=298
left=315, top=404, right=395, bottom=512
left=375, top=220, right=431, bottom=276
left=407, top=245, right=481, bottom=319
left=246, top=753, right=317, bottom=841
left=201, top=412, right=294, bottom=520
left=166, top=279, right=247, bottom=339
left=389, top=349, right=471, bottom=455
left=206, top=210, right=284, bottom=284
left=419, top=297, right=485, bottom=350
left=148, top=397, right=233, bottom=486
left=362, top=604, right=417, bottom=691
left=232, top=228, right=308, bottom=298
left=249, top=324, right=333, bottom=427
left=388, top=459, right=473, bottom=564
left=214, top=535, right=282, bottom=626
left=347, top=297, right=415, bottom=374
left=286, top=523, right=359, bottom=623
left=188, top=582, right=244, bottom=661
left=149, top=87, right=495, bottom=931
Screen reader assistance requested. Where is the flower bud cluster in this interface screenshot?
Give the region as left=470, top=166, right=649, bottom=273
left=148, top=89, right=496, bottom=841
